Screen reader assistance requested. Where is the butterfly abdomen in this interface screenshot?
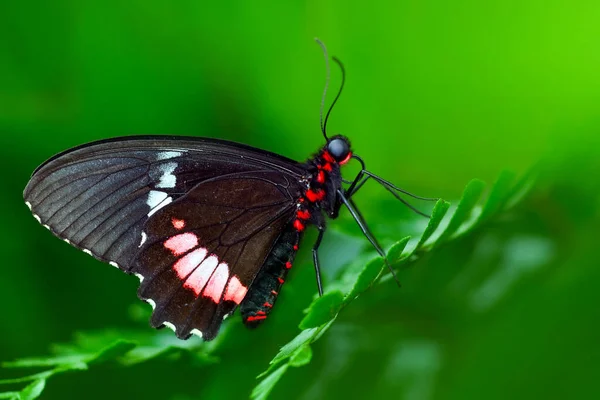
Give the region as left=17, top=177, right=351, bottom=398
left=240, top=221, right=303, bottom=327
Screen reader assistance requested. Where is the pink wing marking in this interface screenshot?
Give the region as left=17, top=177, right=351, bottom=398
left=171, top=218, right=186, bottom=230
left=224, top=275, right=248, bottom=304
left=204, top=262, right=229, bottom=303
left=173, top=247, right=207, bottom=279
left=164, top=232, right=198, bottom=256
left=184, top=255, right=219, bottom=296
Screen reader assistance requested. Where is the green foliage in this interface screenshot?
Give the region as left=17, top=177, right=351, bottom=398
left=250, top=172, right=531, bottom=399
left=0, top=330, right=216, bottom=399
left=0, top=171, right=536, bottom=399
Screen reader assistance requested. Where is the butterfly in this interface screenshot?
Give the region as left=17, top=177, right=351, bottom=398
left=23, top=44, right=435, bottom=341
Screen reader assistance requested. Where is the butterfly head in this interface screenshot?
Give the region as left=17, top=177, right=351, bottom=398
left=326, top=135, right=352, bottom=165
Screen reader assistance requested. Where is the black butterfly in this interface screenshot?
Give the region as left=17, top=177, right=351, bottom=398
left=23, top=46, right=435, bottom=341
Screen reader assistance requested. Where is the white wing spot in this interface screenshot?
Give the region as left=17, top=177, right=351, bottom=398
left=146, top=299, right=156, bottom=309
left=83, top=249, right=93, bottom=256
left=157, top=151, right=183, bottom=160
left=109, top=261, right=119, bottom=269
left=163, top=321, right=176, bottom=332
left=139, top=232, right=147, bottom=247
left=134, top=273, right=144, bottom=282
left=147, top=190, right=172, bottom=217
left=191, top=329, right=203, bottom=338
left=33, top=214, right=41, bottom=223
left=25, top=201, right=32, bottom=210
left=43, top=224, right=51, bottom=230
left=156, top=162, right=178, bottom=189
left=63, top=238, right=70, bottom=244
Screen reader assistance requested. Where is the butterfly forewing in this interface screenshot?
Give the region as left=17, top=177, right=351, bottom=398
left=24, top=136, right=306, bottom=339
left=24, top=136, right=305, bottom=270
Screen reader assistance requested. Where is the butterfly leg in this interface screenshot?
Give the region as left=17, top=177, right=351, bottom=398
left=344, top=156, right=434, bottom=218
left=337, top=189, right=402, bottom=288
left=312, top=226, right=326, bottom=297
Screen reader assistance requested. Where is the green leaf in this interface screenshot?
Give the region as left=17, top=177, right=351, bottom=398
left=0, top=392, right=19, bottom=399
left=477, top=170, right=516, bottom=223
left=437, top=179, right=486, bottom=242
left=119, top=346, right=179, bottom=366
left=20, top=379, right=45, bottom=400
left=288, top=345, right=312, bottom=368
left=3, top=354, right=89, bottom=368
left=387, top=236, right=411, bottom=264
left=298, top=291, right=345, bottom=329
left=346, top=257, right=384, bottom=301
left=0, top=370, right=57, bottom=385
left=268, top=328, right=318, bottom=369
left=0, top=363, right=86, bottom=385
left=415, top=199, right=451, bottom=249
left=251, top=365, right=289, bottom=400
left=504, top=165, right=538, bottom=209
left=87, top=339, right=137, bottom=365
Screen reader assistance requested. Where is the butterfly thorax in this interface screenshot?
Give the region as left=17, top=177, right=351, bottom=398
left=298, top=137, right=352, bottom=222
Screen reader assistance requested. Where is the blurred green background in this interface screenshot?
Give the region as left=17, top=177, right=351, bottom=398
left=2, top=1, right=600, bottom=399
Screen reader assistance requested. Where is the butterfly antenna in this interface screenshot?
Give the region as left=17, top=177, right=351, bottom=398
left=315, top=39, right=346, bottom=141
left=323, top=56, right=345, bottom=138
left=315, top=38, right=330, bottom=141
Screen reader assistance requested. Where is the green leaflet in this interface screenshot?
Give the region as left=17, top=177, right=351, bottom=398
left=437, top=179, right=486, bottom=242
left=87, top=339, right=136, bottom=365
left=299, top=291, right=345, bottom=329
left=288, top=345, right=312, bottom=367
left=387, top=236, right=412, bottom=266
left=268, top=328, right=318, bottom=369
left=250, top=365, right=289, bottom=400
left=19, top=379, right=45, bottom=400
left=478, top=170, right=516, bottom=223
left=415, top=199, right=451, bottom=250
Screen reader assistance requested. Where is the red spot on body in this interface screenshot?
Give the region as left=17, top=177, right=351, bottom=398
left=306, top=189, right=325, bottom=202
left=247, top=315, right=267, bottom=322
left=171, top=218, right=185, bottom=230
left=224, top=275, right=248, bottom=304
left=277, top=277, right=285, bottom=284
left=293, top=219, right=305, bottom=232
left=257, top=311, right=266, bottom=316
left=340, top=152, right=352, bottom=165
left=285, top=261, right=292, bottom=269
left=203, top=262, right=229, bottom=303
left=263, top=302, right=273, bottom=308
left=317, top=170, right=325, bottom=183
left=323, top=151, right=335, bottom=163
left=323, top=163, right=332, bottom=172
left=164, top=233, right=199, bottom=256
left=293, top=244, right=299, bottom=251
left=296, top=209, right=310, bottom=220
left=271, top=290, right=278, bottom=296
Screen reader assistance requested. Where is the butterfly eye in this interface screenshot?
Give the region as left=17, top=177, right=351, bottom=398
left=327, top=137, right=350, bottom=162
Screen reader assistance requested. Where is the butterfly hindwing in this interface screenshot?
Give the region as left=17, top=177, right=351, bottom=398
left=133, top=172, right=296, bottom=339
